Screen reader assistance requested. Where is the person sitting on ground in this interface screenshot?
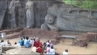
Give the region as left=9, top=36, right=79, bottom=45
left=24, top=36, right=30, bottom=48
left=14, top=42, right=21, bottom=47
left=6, top=40, right=11, bottom=46
left=33, top=37, right=35, bottom=41
left=45, top=44, right=51, bottom=54
left=43, top=42, right=47, bottom=50
left=23, top=36, right=26, bottom=45
left=63, top=49, right=68, bottom=55
left=19, top=37, right=24, bottom=46
left=33, top=38, right=43, bottom=53
left=14, top=42, right=17, bottom=46
left=23, top=36, right=26, bottom=40
left=49, top=46, right=55, bottom=55
left=46, top=40, right=50, bottom=47
left=29, top=38, right=34, bottom=47
left=0, top=40, right=5, bottom=46
left=83, top=42, right=88, bottom=48
left=48, top=40, right=53, bottom=48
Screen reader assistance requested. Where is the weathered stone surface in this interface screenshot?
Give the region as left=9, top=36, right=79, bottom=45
left=25, top=0, right=34, bottom=28
left=86, top=32, right=97, bottom=41
left=41, top=4, right=97, bottom=32
left=0, top=0, right=63, bottom=29
left=0, top=0, right=97, bottom=32
left=0, top=0, right=7, bottom=29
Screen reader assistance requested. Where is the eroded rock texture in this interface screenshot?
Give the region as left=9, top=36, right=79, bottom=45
left=0, top=0, right=97, bottom=32
left=0, top=0, right=62, bottom=29
left=41, top=4, right=97, bottom=32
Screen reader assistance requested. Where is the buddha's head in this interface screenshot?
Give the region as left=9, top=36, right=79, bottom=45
left=45, top=14, right=56, bottom=24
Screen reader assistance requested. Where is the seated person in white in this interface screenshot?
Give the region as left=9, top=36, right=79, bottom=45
left=48, top=46, right=55, bottom=55
left=14, top=42, right=21, bottom=47
left=63, top=49, right=68, bottom=55
left=0, top=40, right=5, bottom=46
left=46, top=40, right=50, bottom=47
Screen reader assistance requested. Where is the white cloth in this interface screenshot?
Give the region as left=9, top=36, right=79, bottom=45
left=31, top=47, right=37, bottom=52
left=46, top=42, right=49, bottom=45
left=46, top=47, right=51, bottom=55
left=49, top=49, right=55, bottom=55
left=46, top=42, right=53, bottom=48
left=6, top=42, right=11, bottom=46
left=63, top=51, right=68, bottom=55
left=46, top=49, right=55, bottom=55
left=0, top=42, right=5, bottom=46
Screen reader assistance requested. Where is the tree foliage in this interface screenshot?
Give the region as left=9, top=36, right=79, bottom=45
left=63, top=0, right=97, bottom=10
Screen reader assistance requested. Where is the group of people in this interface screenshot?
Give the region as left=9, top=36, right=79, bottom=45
left=0, top=40, right=11, bottom=46
left=43, top=40, right=56, bottom=55
left=0, top=36, right=68, bottom=55
left=18, top=36, right=35, bottom=48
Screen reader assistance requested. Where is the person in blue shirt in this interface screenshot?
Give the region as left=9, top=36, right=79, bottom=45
left=19, top=38, right=24, bottom=46
left=24, top=36, right=30, bottom=48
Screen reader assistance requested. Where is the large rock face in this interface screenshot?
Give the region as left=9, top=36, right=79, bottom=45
left=0, top=0, right=7, bottom=29
left=0, top=0, right=62, bottom=29
left=0, top=0, right=97, bottom=32
left=41, top=4, right=97, bottom=32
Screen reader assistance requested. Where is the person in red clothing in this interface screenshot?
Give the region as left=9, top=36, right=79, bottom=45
left=33, top=38, right=43, bottom=53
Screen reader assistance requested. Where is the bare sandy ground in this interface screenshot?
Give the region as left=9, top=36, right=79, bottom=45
left=1, top=38, right=97, bottom=54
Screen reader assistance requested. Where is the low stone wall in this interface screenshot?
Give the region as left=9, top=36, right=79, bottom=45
left=21, top=29, right=59, bottom=39
left=6, top=32, right=21, bottom=39
left=86, top=32, right=97, bottom=41
left=73, top=32, right=97, bottom=47
left=0, top=28, right=23, bottom=34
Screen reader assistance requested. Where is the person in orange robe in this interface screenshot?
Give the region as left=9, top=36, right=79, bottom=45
left=33, top=38, right=43, bottom=53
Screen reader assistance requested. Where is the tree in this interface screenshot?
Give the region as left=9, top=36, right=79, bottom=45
left=63, top=0, right=97, bottom=10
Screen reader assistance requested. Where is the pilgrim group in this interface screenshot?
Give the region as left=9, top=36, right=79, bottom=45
left=0, top=36, right=68, bottom=55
